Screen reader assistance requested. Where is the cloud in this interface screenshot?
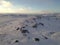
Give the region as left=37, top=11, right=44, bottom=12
left=0, top=7, right=52, bottom=14
left=1, top=1, right=12, bottom=7
left=0, top=0, right=53, bottom=14
left=0, top=0, right=12, bottom=8
left=16, top=8, right=52, bottom=14
left=0, top=0, right=14, bottom=13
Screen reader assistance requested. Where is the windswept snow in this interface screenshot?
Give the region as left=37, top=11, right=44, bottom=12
left=0, top=14, right=60, bottom=45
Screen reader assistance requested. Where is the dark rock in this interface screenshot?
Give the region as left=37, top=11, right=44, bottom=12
left=15, top=40, right=19, bottom=43
left=44, top=36, right=48, bottom=39
left=32, top=24, right=37, bottom=28
left=49, top=32, right=55, bottom=34
left=42, top=35, right=48, bottom=39
left=21, top=30, right=29, bottom=33
left=22, top=26, right=25, bottom=28
left=16, top=27, right=20, bottom=30
left=34, top=38, right=40, bottom=41
left=25, top=25, right=28, bottom=26
left=39, top=23, right=44, bottom=26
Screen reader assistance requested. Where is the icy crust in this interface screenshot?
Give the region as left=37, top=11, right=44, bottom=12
left=0, top=15, right=60, bottom=45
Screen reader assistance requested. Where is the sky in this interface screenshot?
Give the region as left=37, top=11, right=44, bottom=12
left=0, top=0, right=60, bottom=14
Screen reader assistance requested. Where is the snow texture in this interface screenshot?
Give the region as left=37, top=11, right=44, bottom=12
left=0, top=13, right=60, bottom=45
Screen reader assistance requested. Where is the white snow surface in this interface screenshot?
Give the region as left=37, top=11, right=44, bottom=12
left=0, top=14, right=60, bottom=45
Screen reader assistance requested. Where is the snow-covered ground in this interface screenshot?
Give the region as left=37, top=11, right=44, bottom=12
left=0, top=13, right=60, bottom=45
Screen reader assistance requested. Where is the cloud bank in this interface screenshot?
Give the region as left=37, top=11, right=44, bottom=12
left=0, top=0, right=53, bottom=14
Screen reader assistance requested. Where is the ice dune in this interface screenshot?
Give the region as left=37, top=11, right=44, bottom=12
left=0, top=14, right=60, bottom=45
